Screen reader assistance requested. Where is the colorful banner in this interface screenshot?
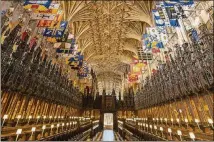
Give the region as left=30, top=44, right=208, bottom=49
left=67, top=52, right=84, bottom=69
left=78, top=62, right=89, bottom=78
left=32, top=3, right=60, bottom=14
left=30, top=13, right=56, bottom=20
left=152, top=9, right=166, bottom=27
left=37, top=20, right=53, bottom=27
left=43, top=28, right=54, bottom=37
left=163, top=0, right=194, bottom=7
left=128, top=74, right=138, bottom=83
left=24, top=0, right=52, bottom=11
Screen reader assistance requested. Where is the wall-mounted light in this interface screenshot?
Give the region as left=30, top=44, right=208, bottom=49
left=176, top=118, right=180, bottom=127
left=16, top=129, right=22, bottom=141
left=16, top=115, right=22, bottom=126
left=149, top=125, right=152, bottom=133
left=160, top=127, right=163, bottom=137
left=177, top=130, right=182, bottom=141
left=41, top=125, right=46, bottom=137
left=194, top=119, right=200, bottom=130
left=168, top=128, right=172, bottom=140
left=189, top=132, right=195, bottom=141
left=31, top=127, right=36, bottom=137
left=36, top=116, right=40, bottom=124
left=208, top=119, right=213, bottom=128
left=171, top=118, right=173, bottom=126
left=2, top=114, right=8, bottom=126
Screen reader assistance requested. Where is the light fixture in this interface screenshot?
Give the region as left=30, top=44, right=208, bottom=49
left=195, top=119, right=199, bottom=123
left=3, top=114, right=8, bottom=119
left=154, top=125, right=157, bottom=135
left=168, top=128, right=172, bottom=140
left=194, top=119, right=200, bottom=129
left=36, top=116, right=40, bottom=124
left=42, top=125, right=46, bottom=130
left=176, top=118, right=180, bottom=127
left=16, top=129, right=22, bottom=135
left=16, top=115, right=22, bottom=126
left=16, top=129, right=22, bottom=141
left=168, top=128, right=172, bottom=133
left=2, top=114, right=8, bottom=126
left=149, top=125, right=152, bottom=133
left=177, top=130, right=182, bottom=135
left=41, top=125, right=46, bottom=137
left=51, top=124, right=54, bottom=132
left=177, top=130, right=182, bottom=141
left=160, top=127, right=163, bottom=137
left=189, top=132, right=195, bottom=141
left=57, top=124, right=60, bottom=127
left=208, top=118, right=214, bottom=128
left=184, top=118, right=189, bottom=128
left=17, top=115, right=21, bottom=119
left=208, top=119, right=213, bottom=124
left=31, top=127, right=36, bottom=132
left=165, top=118, right=168, bottom=125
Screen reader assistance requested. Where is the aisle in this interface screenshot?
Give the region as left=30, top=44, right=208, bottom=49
left=102, top=130, right=115, bottom=141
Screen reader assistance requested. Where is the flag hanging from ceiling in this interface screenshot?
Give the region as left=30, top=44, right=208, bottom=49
left=43, top=28, right=54, bottom=37
left=163, top=0, right=194, bottom=7
left=78, top=62, right=89, bottom=78
left=128, top=74, right=139, bottom=83
left=68, top=52, right=84, bottom=69
left=32, top=2, right=60, bottom=14
left=37, top=20, right=53, bottom=27
left=24, top=0, right=52, bottom=11
left=152, top=9, right=166, bottom=27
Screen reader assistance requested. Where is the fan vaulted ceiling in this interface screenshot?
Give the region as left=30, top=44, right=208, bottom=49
left=60, top=1, right=155, bottom=95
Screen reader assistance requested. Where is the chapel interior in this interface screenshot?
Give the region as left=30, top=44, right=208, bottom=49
left=1, top=0, right=214, bottom=141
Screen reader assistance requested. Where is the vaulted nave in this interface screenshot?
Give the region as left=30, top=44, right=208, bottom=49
left=1, top=0, right=214, bottom=141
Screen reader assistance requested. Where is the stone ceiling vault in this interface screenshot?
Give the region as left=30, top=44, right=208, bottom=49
left=59, top=1, right=155, bottom=95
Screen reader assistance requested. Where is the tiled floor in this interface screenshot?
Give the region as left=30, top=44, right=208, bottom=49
left=102, top=130, right=115, bottom=141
